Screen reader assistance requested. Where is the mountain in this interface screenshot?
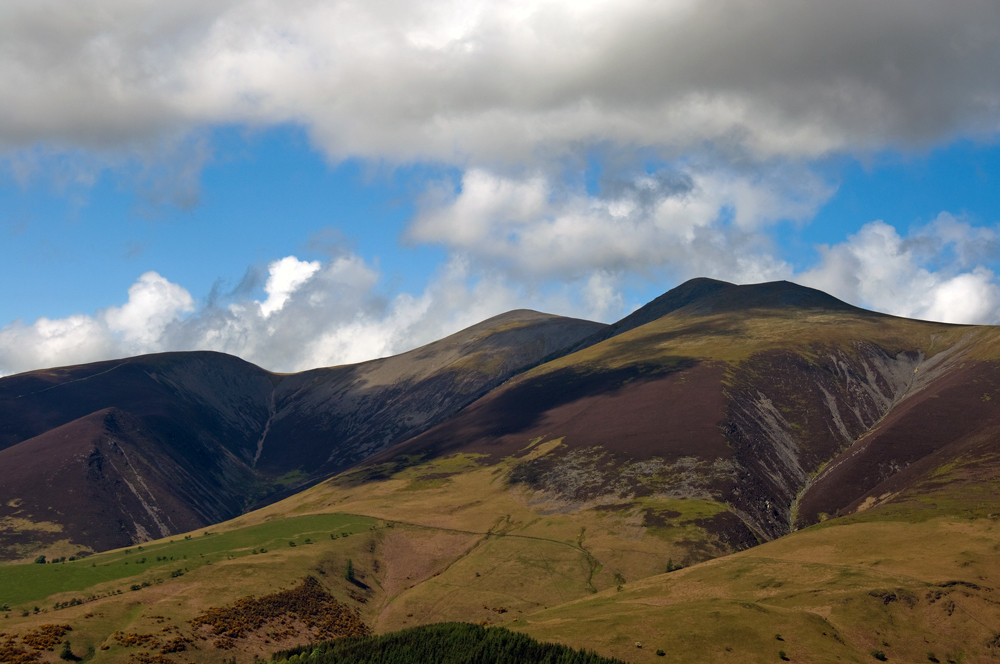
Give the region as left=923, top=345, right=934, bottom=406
left=373, top=278, right=998, bottom=548
left=1, top=278, right=998, bottom=663
left=0, top=310, right=604, bottom=558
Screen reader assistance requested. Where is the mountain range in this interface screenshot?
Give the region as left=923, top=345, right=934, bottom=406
left=1, top=277, right=998, bottom=663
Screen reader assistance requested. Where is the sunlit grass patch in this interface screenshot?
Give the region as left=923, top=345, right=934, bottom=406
left=0, top=513, right=375, bottom=607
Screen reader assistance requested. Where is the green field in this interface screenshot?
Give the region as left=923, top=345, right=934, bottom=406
left=0, top=513, right=375, bottom=608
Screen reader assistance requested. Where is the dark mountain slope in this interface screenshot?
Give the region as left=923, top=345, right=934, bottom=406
left=0, top=351, right=276, bottom=457
left=371, top=279, right=997, bottom=551
left=0, top=311, right=604, bottom=559
left=255, top=309, right=605, bottom=476
left=0, top=408, right=251, bottom=559
left=0, top=353, right=279, bottom=556
left=794, top=349, right=1000, bottom=523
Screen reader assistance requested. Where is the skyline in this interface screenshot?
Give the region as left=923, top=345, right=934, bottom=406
left=2, top=0, right=1000, bottom=375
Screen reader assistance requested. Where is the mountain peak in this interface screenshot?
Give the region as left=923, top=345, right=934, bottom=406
left=693, top=279, right=862, bottom=314
left=600, top=278, right=865, bottom=341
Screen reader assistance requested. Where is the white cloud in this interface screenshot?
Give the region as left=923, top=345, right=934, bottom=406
left=799, top=219, right=1000, bottom=324
left=103, top=271, right=195, bottom=350
left=0, top=315, right=113, bottom=373
left=259, top=256, right=321, bottom=317
left=408, top=165, right=818, bottom=284
left=0, top=245, right=627, bottom=376
left=923, top=270, right=1000, bottom=324
left=0, top=246, right=534, bottom=376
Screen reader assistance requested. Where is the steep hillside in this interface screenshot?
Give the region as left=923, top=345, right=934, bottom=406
left=254, top=309, right=606, bottom=476
left=0, top=352, right=276, bottom=559
left=378, top=279, right=999, bottom=547
left=0, top=404, right=995, bottom=664
left=0, top=311, right=604, bottom=559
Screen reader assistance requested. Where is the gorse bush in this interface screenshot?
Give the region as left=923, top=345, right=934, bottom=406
left=191, top=576, right=368, bottom=642
left=272, top=622, right=625, bottom=664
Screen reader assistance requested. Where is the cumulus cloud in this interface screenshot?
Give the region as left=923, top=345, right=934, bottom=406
left=408, top=164, right=822, bottom=284
left=2, top=0, right=999, bottom=166
left=259, top=256, right=321, bottom=317
left=0, top=271, right=192, bottom=374
left=0, top=253, right=533, bottom=376
left=104, top=271, right=195, bottom=350
left=0, top=315, right=114, bottom=374
left=800, top=217, right=1000, bottom=324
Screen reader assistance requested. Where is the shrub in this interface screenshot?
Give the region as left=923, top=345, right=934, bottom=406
left=59, top=640, right=80, bottom=661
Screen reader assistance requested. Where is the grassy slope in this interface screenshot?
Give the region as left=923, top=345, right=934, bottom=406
left=515, top=450, right=1000, bottom=664
left=2, top=440, right=996, bottom=664
left=545, top=306, right=986, bottom=370
left=517, top=516, right=1000, bottom=663
left=0, top=443, right=742, bottom=663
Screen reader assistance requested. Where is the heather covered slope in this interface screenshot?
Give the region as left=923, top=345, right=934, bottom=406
left=0, top=310, right=604, bottom=559
left=379, top=279, right=1000, bottom=546
left=0, top=352, right=276, bottom=559
left=254, top=309, right=607, bottom=476
left=0, top=395, right=996, bottom=664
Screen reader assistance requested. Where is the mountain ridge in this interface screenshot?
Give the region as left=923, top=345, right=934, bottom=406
left=1, top=278, right=996, bottom=561
left=0, top=309, right=604, bottom=557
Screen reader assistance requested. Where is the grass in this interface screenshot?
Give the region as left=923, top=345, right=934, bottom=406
left=0, top=443, right=752, bottom=661
left=515, top=512, right=1000, bottom=663
left=537, top=306, right=991, bottom=376
left=0, top=513, right=375, bottom=607
left=0, top=448, right=996, bottom=664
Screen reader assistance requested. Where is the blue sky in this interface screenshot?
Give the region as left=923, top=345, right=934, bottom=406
left=2, top=0, right=999, bottom=375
